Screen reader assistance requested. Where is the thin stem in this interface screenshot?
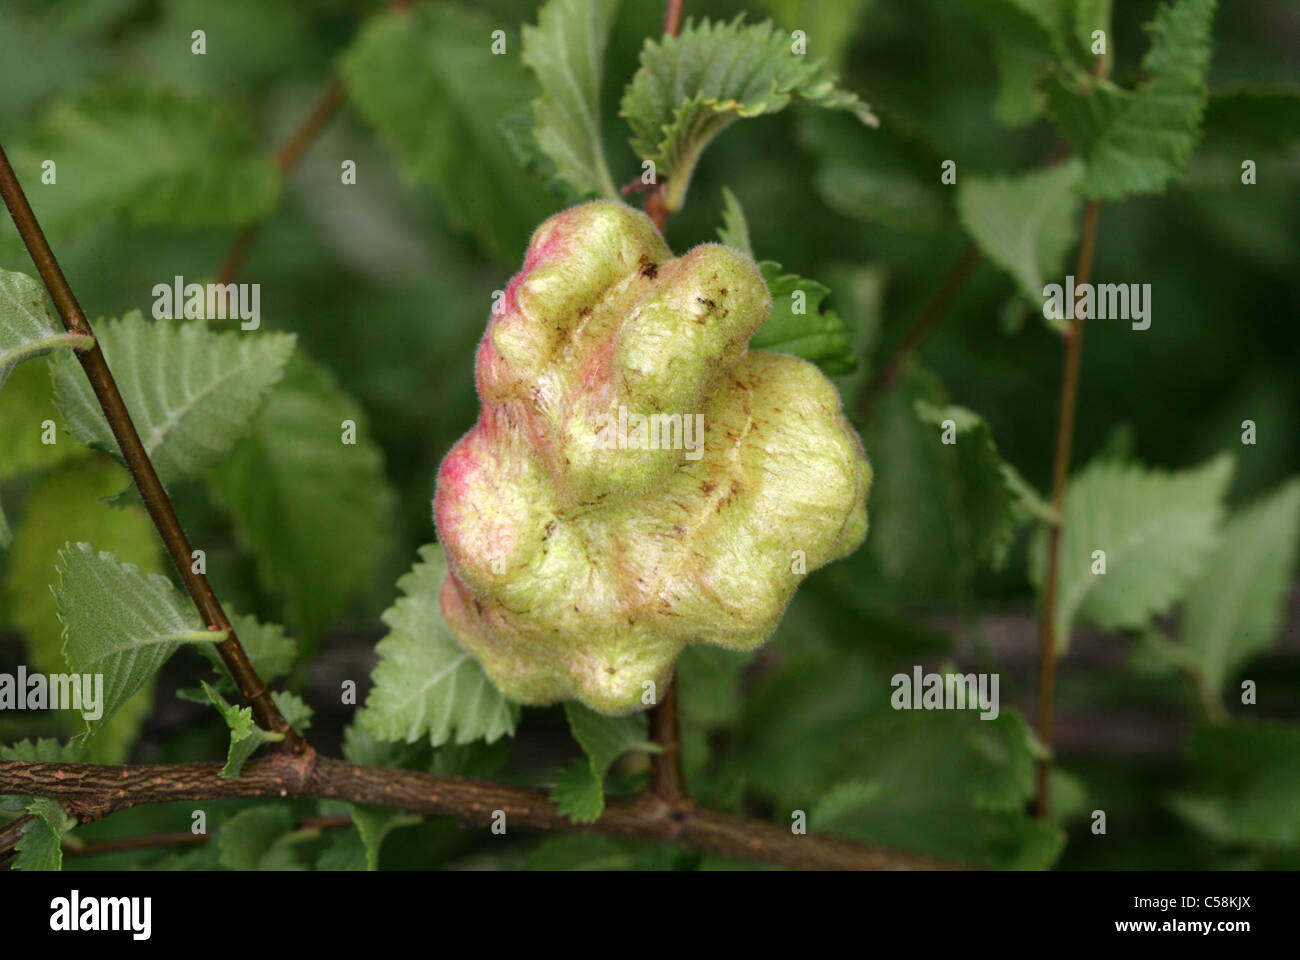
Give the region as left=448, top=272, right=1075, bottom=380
left=639, top=0, right=686, bottom=233
left=0, top=144, right=303, bottom=753
left=664, top=0, right=684, bottom=37
left=854, top=242, right=980, bottom=424
left=214, top=79, right=345, bottom=286
left=648, top=681, right=690, bottom=807
left=1035, top=199, right=1100, bottom=819
left=63, top=814, right=354, bottom=859
left=0, top=815, right=33, bottom=862
left=0, top=758, right=962, bottom=871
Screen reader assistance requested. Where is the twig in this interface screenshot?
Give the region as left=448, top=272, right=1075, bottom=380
left=648, top=681, right=690, bottom=808
left=214, top=79, right=345, bottom=285
left=638, top=0, right=687, bottom=233
left=854, top=242, right=980, bottom=424
left=664, top=0, right=684, bottom=37
left=0, top=815, right=33, bottom=864
left=0, top=145, right=303, bottom=753
left=1035, top=199, right=1101, bottom=819
left=63, top=814, right=354, bottom=858
left=0, top=758, right=962, bottom=871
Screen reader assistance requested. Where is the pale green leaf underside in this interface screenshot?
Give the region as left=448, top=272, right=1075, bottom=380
left=522, top=0, right=620, bottom=200
left=553, top=702, right=656, bottom=822
left=0, top=268, right=92, bottom=389
left=1179, top=479, right=1300, bottom=696
left=51, top=312, right=294, bottom=487
left=621, top=15, right=876, bottom=208
left=54, top=542, right=225, bottom=741
left=360, top=543, right=517, bottom=748
left=1029, top=454, right=1232, bottom=650
left=956, top=159, right=1084, bottom=304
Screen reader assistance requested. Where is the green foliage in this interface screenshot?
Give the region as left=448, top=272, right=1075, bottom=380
left=361, top=543, right=517, bottom=748
left=522, top=0, right=621, bottom=200
left=913, top=400, right=1020, bottom=568
left=53, top=542, right=224, bottom=741
left=51, top=313, right=294, bottom=490
left=1177, top=479, right=1300, bottom=697
left=964, top=0, right=1073, bottom=127
left=10, top=83, right=280, bottom=231
left=716, top=186, right=754, bottom=256
left=200, top=612, right=297, bottom=689
left=207, top=355, right=394, bottom=639
left=956, top=159, right=1085, bottom=304
left=1171, top=721, right=1300, bottom=851
left=760, top=0, right=875, bottom=72
left=621, top=15, right=876, bottom=210
left=203, top=681, right=279, bottom=779
left=797, top=112, right=949, bottom=232
left=1072, top=0, right=1114, bottom=61
left=12, top=796, right=73, bottom=871
left=738, top=653, right=1062, bottom=868
left=856, top=367, right=1018, bottom=604
left=0, top=267, right=93, bottom=389
left=676, top=644, right=753, bottom=731
left=341, top=4, right=556, bottom=263
left=316, top=828, right=368, bottom=871
left=1045, top=0, right=1217, bottom=199
left=1030, top=454, right=1233, bottom=650
left=811, top=779, right=883, bottom=830
left=0, top=359, right=80, bottom=480
left=1202, top=84, right=1300, bottom=153
left=714, top=188, right=856, bottom=372
left=964, top=0, right=1071, bottom=59
left=7, top=460, right=161, bottom=677
left=551, top=702, right=658, bottom=823
left=216, top=804, right=298, bottom=870
left=752, top=263, right=857, bottom=374
left=201, top=682, right=312, bottom=779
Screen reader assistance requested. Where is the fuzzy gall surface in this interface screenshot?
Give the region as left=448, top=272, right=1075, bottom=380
left=434, top=201, right=870, bottom=714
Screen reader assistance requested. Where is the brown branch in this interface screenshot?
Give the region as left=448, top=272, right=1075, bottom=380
left=214, top=79, right=345, bottom=285
left=854, top=242, right=980, bottom=424
left=1035, top=199, right=1101, bottom=819
left=0, top=145, right=303, bottom=753
left=0, top=757, right=961, bottom=871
